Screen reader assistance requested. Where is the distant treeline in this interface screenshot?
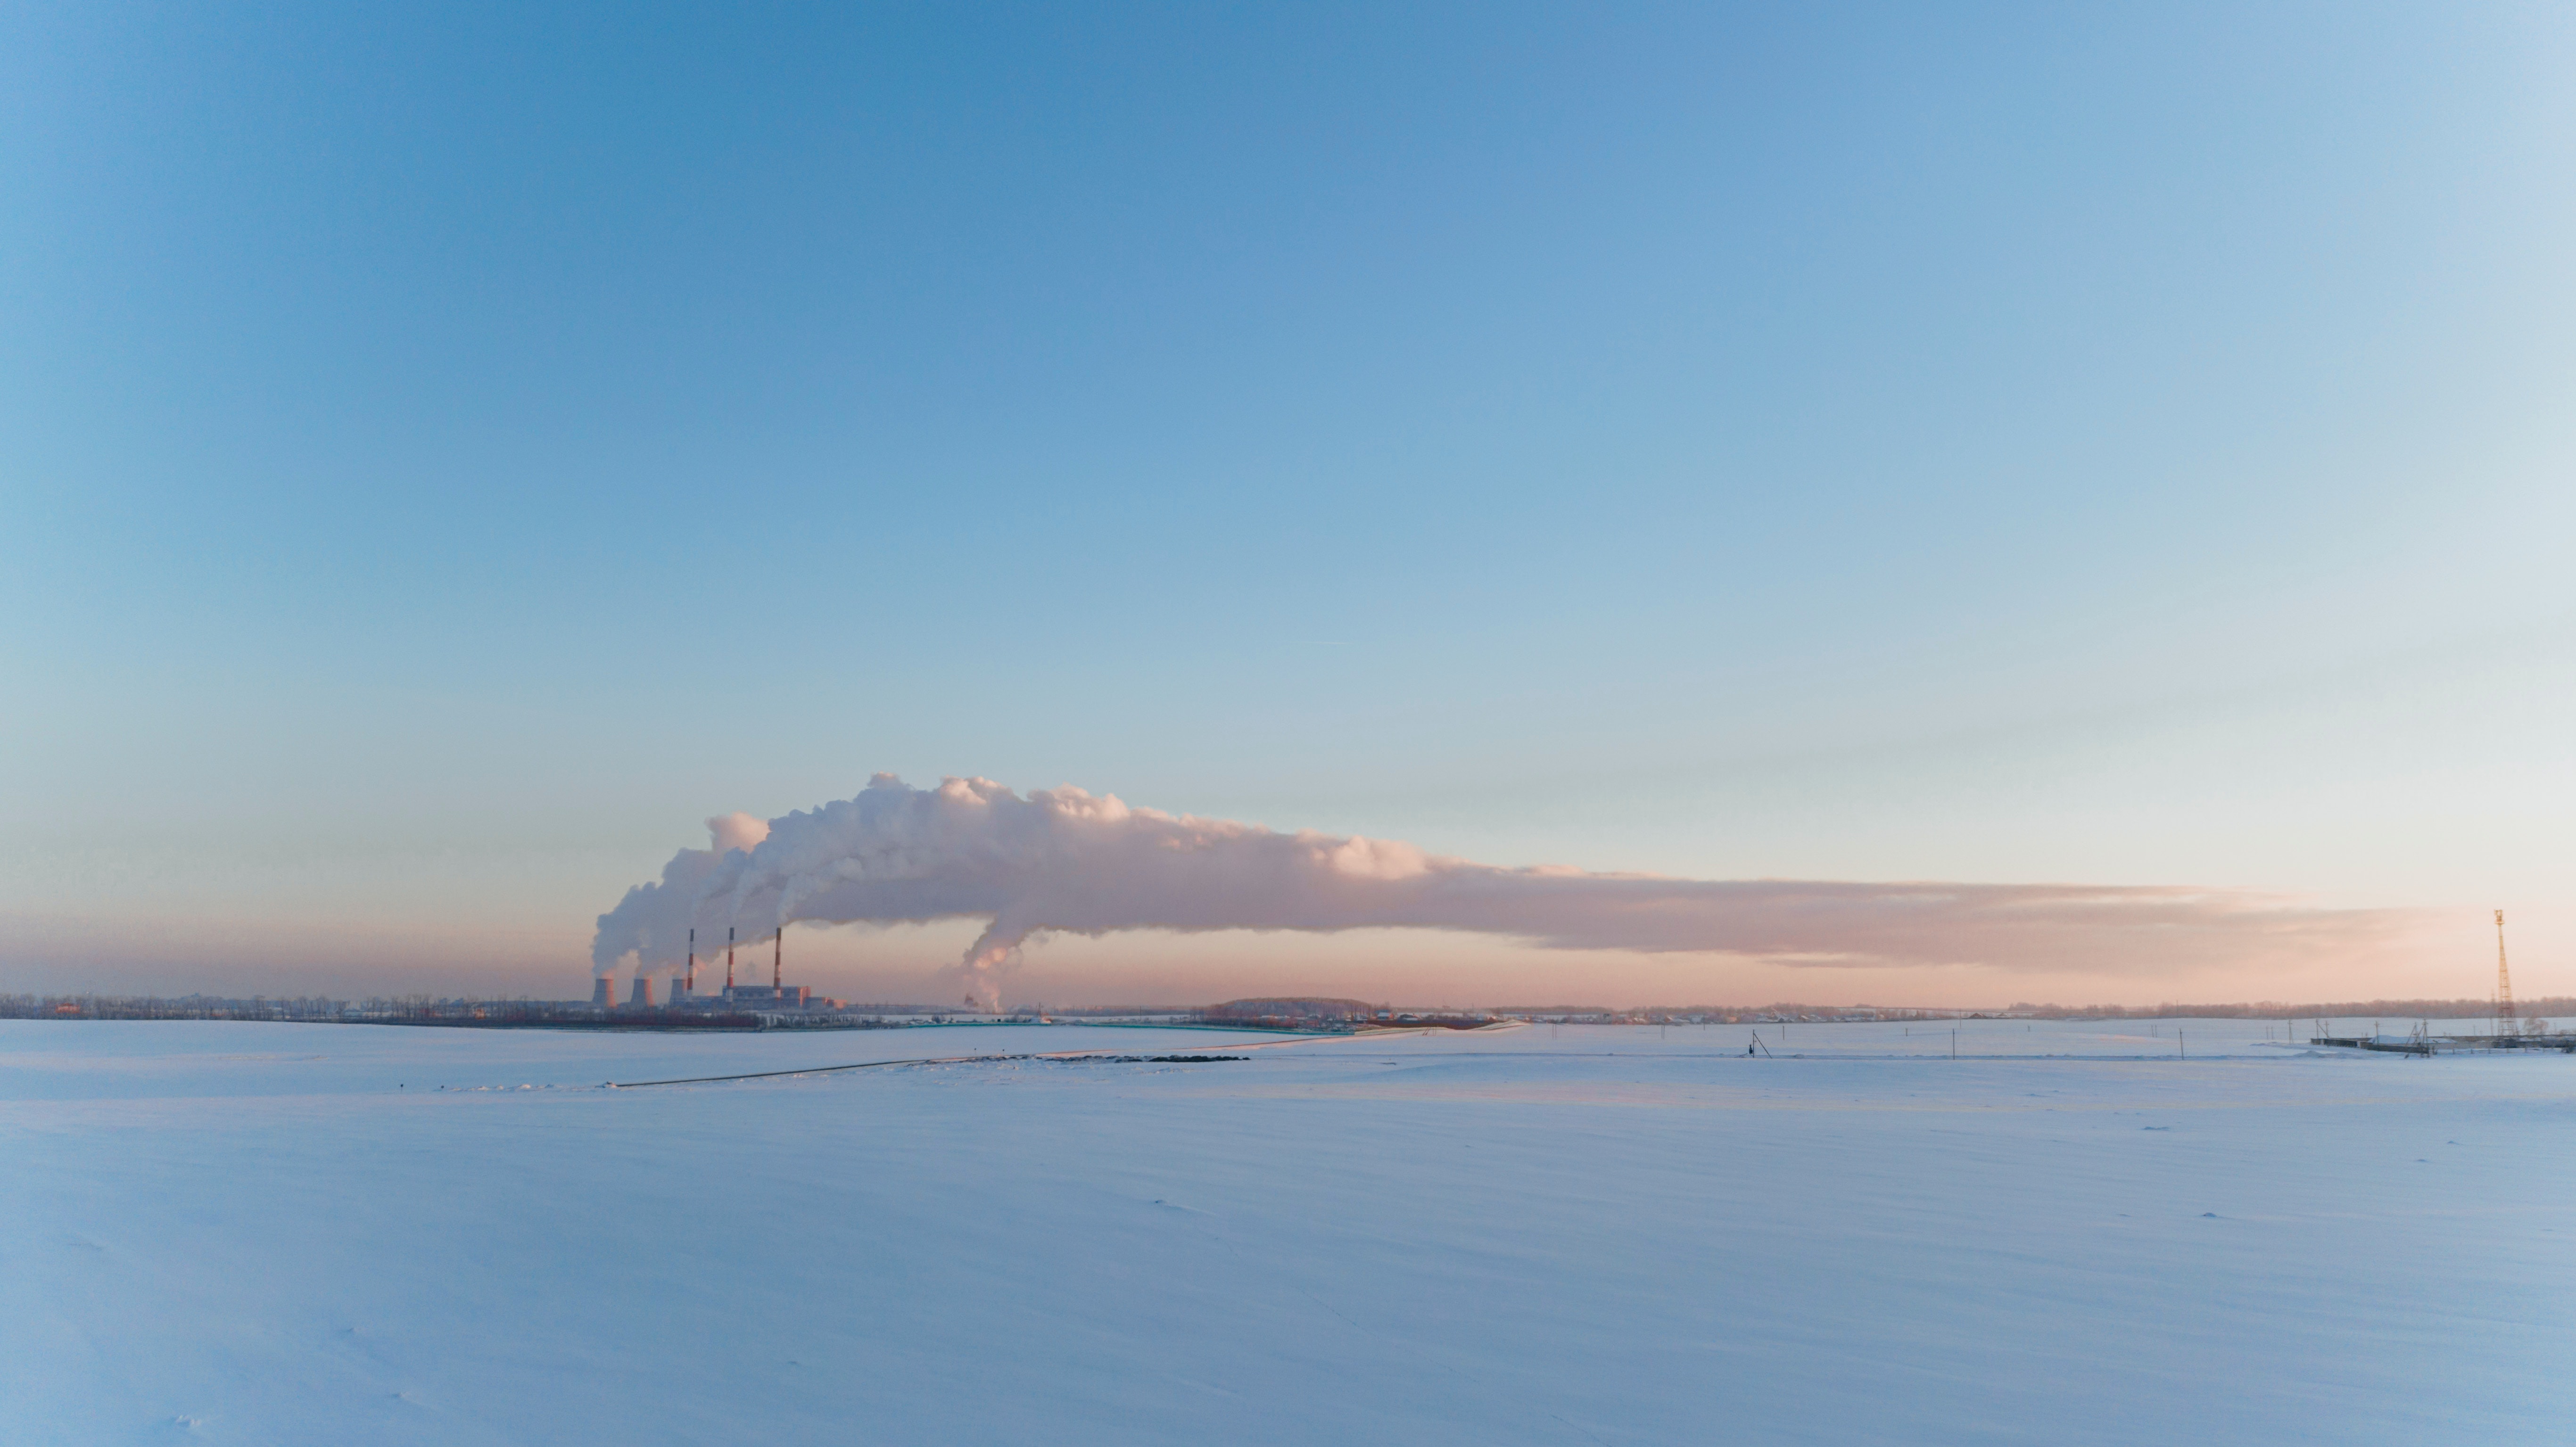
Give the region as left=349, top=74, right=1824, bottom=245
left=0, top=994, right=361, bottom=1021
left=0, top=994, right=889, bottom=1029
left=1603, top=1004, right=1972, bottom=1021
left=0, top=994, right=617, bottom=1023
left=1566, top=998, right=2570, bottom=1021
left=8, top=992, right=2560, bottom=1025
left=2006, top=997, right=2574, bottom=1020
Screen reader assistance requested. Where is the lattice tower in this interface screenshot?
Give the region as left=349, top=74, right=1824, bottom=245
left=2495, top=909, right=2515, bottom=1034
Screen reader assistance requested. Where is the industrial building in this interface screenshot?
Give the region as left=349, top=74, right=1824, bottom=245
left=708, top=983, right=811, bottom=1009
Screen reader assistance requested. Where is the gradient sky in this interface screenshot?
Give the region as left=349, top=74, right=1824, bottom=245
left=6, top=3, right=2572, bottom=1006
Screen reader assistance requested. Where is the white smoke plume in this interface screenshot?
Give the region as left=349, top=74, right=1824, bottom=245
left=592, top=774, right=2405, bottom=1008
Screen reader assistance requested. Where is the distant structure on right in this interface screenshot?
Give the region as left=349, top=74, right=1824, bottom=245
left=2494, top=908, right=2515, bottom=1036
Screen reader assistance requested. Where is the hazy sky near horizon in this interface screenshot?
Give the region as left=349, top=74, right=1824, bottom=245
left=7, top=3, right=2573, bottom=1005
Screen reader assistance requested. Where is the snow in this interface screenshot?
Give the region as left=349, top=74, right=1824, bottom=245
left=6, top=1018, right=2571, bottom=1444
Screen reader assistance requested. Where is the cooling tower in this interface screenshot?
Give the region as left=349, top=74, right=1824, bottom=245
left=629, top=976, right=655, bottom=1008
left=591, top=977, right=613, bottom=1008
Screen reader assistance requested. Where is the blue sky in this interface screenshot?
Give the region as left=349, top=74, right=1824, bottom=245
left=6, top=3, right=2572, bottom=1003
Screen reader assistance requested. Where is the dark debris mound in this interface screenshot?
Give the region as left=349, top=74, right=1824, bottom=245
left=1095, top=1054, right=1248, bottom=1064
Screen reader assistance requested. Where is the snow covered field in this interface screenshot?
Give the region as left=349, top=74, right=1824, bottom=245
left=7, top=1018, right=2571, bottom=1445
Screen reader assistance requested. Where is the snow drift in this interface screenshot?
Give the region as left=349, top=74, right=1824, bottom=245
left=592, top=775, right=2400, bottom=1007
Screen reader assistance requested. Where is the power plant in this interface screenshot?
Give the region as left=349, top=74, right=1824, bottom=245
left=601, top=923, right=822, bottom=1015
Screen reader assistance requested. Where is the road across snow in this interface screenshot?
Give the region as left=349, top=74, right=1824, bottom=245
left=5, top=1019, right=2569, bottom=1444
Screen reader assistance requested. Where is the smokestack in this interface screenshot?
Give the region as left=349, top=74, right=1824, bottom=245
left=629, top=976, right=655, bottom=1008
left=726, top=926, right=735, bottom=992
left=685, top=928, right=697, bottom=996
left=774, top=927, right=782, bottom=990
left=592, top=977, right=612, bottom=1009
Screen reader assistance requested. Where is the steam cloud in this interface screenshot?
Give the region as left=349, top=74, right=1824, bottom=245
left=593, top=774, right=2403, bottom=1008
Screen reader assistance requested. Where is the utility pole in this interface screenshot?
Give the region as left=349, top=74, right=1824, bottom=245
left=2495, top=910, right=2516, bottom=1038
